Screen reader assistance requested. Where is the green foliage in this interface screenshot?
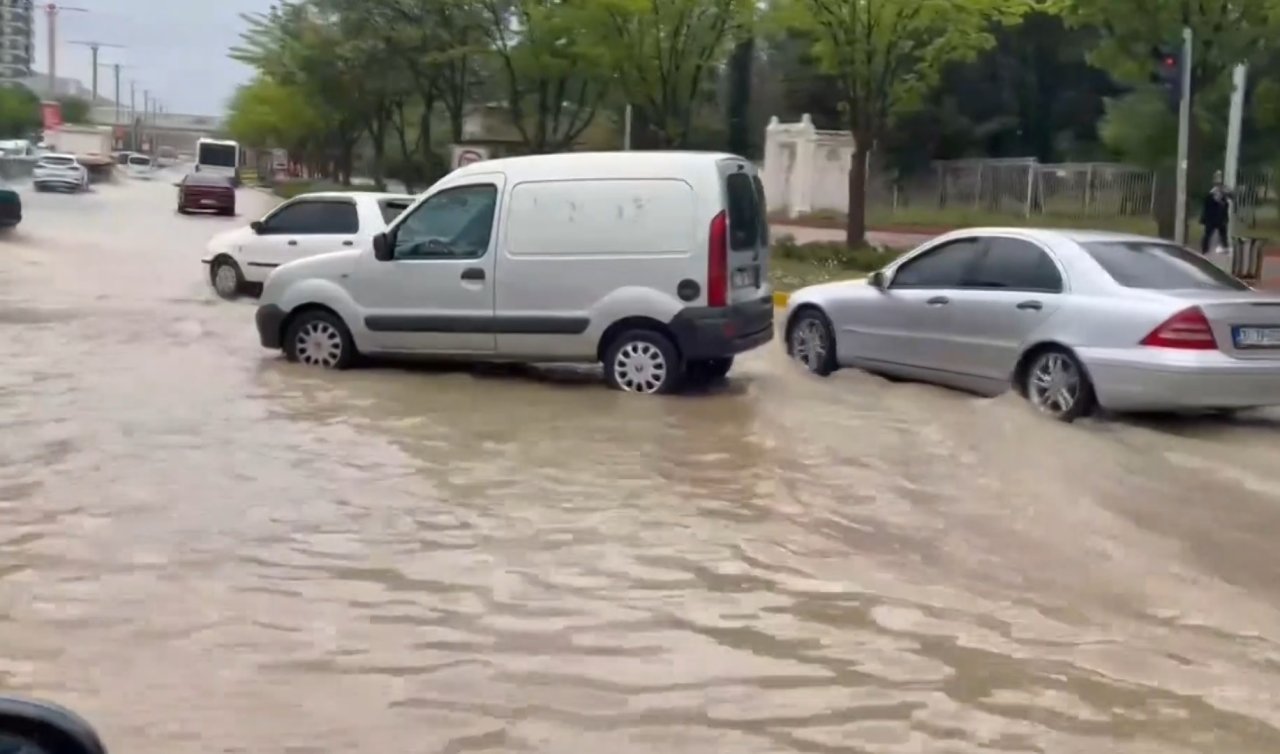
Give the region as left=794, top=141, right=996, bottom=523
left=1065, top=0, right=1280, bottom=88
left=770, top=235, right=904, bottom=290
left=1097, top=91, right=1178, bottom=169
left=226, top=76, right=322, bottom=151
left=586, top=0, right=752, bottom=147
left=770, top=0, right=1045, bottom=136
left=475, top=0, right=609, bottom=152
left=0, top=85, right=40, bottom=138
left=56, top=96, right=90, bottom=125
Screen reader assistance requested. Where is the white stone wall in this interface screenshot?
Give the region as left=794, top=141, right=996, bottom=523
left=761, top=114, right=856, bottom=218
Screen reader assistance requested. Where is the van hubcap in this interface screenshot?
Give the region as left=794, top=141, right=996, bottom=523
left=294, top=321, right=343, bottom=368
left=1028, top=353, right=1080, bottom=416
left=613, top=341, right=668, bottom=393
left=791, top=319, right=827, bottom=371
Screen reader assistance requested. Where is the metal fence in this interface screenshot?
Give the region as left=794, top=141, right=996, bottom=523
left=867, top=158, right=1277, bottom=228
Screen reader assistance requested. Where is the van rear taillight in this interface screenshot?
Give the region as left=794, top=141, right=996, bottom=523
left=1140, top=306, right=1218, bottom=350
left=707, top=210, right=728, bottom=307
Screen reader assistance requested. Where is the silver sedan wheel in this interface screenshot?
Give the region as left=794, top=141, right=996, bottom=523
left=1027, top=352, right=1082, bottom=417
left=790, top=318, right=829, bottom=372
left=294, top=320, right=344, bottom=368
left=612, top=340, right=669, bottom=393
left=212, top=264, right=239, bottom=298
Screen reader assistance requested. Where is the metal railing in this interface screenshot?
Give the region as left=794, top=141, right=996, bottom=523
left=865, top=158, right=1278, bottom=230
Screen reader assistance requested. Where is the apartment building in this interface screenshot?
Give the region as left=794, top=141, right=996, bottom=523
left=0, top=0, right=34, bottom=82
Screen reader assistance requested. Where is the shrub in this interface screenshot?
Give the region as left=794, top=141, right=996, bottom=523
left=771, top=235, right=904, bottom=272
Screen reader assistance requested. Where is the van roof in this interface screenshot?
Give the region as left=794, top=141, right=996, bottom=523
left=449, top=150, right=751, bottom=182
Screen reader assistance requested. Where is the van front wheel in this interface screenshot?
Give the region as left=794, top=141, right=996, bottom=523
left=603, top=329, right=684, bottom=395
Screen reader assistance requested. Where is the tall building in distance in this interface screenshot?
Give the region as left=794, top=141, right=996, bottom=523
left=0, top=0, right=34, bottom=82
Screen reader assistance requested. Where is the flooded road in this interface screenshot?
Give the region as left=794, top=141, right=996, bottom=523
left=2, top=173, right=1280, bottom=753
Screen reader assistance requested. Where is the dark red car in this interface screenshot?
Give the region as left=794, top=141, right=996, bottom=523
left=177, top=172, right=236, bottom=216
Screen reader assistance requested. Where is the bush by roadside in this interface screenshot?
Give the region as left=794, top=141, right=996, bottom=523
left=770, top=235, right=904, bottom=291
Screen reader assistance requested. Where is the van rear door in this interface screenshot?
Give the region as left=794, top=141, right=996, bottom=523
left=717, top=159, right=769, bottom=304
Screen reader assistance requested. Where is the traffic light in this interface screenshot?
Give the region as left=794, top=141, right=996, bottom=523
left=1151, top=46, right=1182, bottom=109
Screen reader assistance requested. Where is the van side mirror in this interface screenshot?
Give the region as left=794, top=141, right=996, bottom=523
left=249, top=220, right=263, bottom=234
left=869, top=271, right=887, bottom=290
left=372, top=232, right=392, bottom=261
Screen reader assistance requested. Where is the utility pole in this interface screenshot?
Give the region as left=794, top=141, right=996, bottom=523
left=102, top=62, right=126, bottom=125
left=43, top=4, right=89, bottom=97
left=71, top=41, right=125, bottom=104
left=1174, top=26, right=1193, bottom=246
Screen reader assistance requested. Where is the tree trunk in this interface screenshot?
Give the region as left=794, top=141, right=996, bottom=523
left=725, top=37, right=754, bottom=157
left=846, top=140, right=870, bottom=247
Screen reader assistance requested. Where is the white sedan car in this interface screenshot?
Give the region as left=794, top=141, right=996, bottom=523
left=33, top=154, right=89, bottom=192
left=784, top=228, right=1280, bottom=421
left=201, top=190, right=414, bottom=299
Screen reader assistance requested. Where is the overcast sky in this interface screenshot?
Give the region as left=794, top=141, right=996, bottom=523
left=33, top=0, right=274, bottom=116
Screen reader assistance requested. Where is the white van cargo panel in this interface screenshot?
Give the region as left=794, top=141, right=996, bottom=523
left=505, top=179, right=697, bottom=257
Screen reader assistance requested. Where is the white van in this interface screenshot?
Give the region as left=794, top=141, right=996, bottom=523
left=254, top=151, right=774, bottom=393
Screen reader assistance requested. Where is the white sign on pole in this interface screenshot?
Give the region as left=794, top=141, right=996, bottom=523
left=451, top=145, right=489, bottom=170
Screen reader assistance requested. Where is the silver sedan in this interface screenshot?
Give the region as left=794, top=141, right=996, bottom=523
left=783, top=228, right=1280, bottom=421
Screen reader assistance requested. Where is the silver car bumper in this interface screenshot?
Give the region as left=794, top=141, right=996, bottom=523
left=1079, top=347, right=1280, bottom=410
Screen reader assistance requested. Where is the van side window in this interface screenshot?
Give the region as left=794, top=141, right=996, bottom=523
left=725, top=173, right=761, bottom=250
left=393, top=184, right=498, bottom=260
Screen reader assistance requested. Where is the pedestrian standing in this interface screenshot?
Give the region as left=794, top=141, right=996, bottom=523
left=1199, top=170, right=1232, bottom=254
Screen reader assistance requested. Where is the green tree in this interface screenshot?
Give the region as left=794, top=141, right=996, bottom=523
left=232, top=3, right=368, bottom=183
left=57, top=96, right=90, bottom=124
left=225, top=76, right=324, bottom=155
left=772, top=0, right=1042, bottom=245
left=0, top=85, right=40, bottom=138
left=1065, top=0, right=1280, bottom=236
left=589, top=0, right=752, bottom=148
left=475, top=0, right=608, bottom=152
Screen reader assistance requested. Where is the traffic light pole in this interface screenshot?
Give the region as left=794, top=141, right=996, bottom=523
left=1174, top=26, right=1192, bottom=245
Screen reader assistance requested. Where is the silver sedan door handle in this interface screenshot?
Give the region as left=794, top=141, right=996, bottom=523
left=926, top=295, right=949, bottom=306
left=1016, top=300, right=1043, bottom=311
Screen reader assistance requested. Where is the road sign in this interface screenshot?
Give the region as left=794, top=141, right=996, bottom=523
left=451, top=145, right=489, bottom=170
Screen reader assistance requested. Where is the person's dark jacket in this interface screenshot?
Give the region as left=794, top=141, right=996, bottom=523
left=1200, top=189, right=1230, bottom=227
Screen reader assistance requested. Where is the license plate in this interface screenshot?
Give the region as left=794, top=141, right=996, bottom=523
left=732, top=268, right=759, bottom=288
left=1232, top=326, right=1280, bottom=348
left=200, top=199, right=216, bottom=205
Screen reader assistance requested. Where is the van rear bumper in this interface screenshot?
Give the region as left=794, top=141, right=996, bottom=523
left=668, top=297, right=774, bottom=360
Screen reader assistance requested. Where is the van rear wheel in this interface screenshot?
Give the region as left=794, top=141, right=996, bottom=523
left=603, top=329, right=684, bottom=395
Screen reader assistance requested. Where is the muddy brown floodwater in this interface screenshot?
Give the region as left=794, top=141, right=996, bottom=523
left=1, top=174, right=1280, bottom=754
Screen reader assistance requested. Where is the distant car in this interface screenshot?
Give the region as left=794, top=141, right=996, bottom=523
left=784, top=228, right=1280, bottom=421
left=0, top=181, right=21, bottom=228
left=32, top=153, right=89, bottom=192
left=177, top=172, right=235, bottom=216
left=126, top=153, right=155, bottom=179
left=202, top=190, right=414, bottom=300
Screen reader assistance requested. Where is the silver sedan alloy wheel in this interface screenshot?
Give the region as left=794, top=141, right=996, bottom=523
left=790, top=318, right=828, bottom=372
left=1027, top=352, right=1081, bottom=418
left=294, top=320, right=344, bottom=368
left=612, top=340, right=669, bottom=393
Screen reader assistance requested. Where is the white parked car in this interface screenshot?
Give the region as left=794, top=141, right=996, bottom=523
left=33, top=154, right=89, bottom=192
left=202, top=191, right=414, bottom=299
left=125, top=153, right=154, bottom=179
left=253, top=151, right=774, bottom=394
